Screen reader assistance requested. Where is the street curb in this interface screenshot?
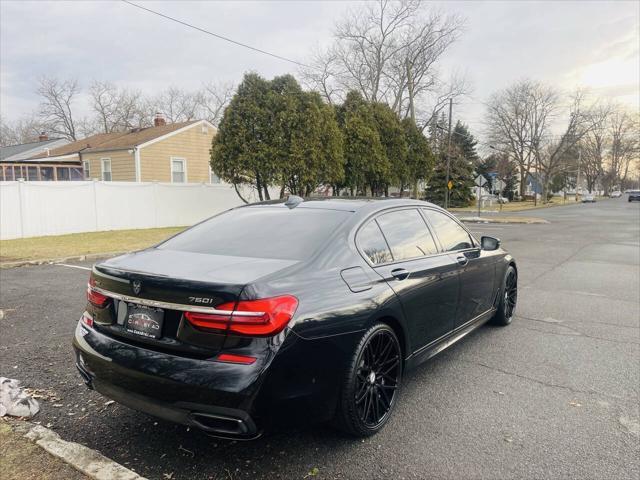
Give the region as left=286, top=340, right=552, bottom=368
left=13, top=422, right=146, bottom=480
left=0, top=251, right=126, bottom=269
left=459, top=216, right=549, bottom=224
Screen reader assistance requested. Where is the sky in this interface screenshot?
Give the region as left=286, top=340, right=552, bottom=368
left=1, top=0, right=639, bottom=143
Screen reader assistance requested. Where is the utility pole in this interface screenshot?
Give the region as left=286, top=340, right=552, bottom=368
left=444, top=97, right=453, bottom=209
left=575, top=149, right=581, bottom=202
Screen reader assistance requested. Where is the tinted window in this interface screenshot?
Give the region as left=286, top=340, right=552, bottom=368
left=423, top=209, right=473, bottom=251
left=358, top=221, right=392, bottom=265
left=159, top=207, right=350, bottom=260
left=376, top=209, right=439, bottom=261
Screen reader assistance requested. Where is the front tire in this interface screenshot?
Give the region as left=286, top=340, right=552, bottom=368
left=333, top=323, right=402, bottom=437
left=491, top=266, right=517, bottom=326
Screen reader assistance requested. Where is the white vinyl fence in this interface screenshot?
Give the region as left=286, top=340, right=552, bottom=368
left=0, top=180, right=266, bottom=240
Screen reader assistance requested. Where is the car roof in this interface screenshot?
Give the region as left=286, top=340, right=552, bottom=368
left=245, top=197, right=440, bottom=213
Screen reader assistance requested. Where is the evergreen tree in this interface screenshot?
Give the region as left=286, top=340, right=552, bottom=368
left=402, top=118, right=435, bottom=197
left=371, top=102, right=408, bottom=195
left=211, top=73, right=344, bottom=201
left=424, top=121, right=476, bottom=207
left=337, top=92, right=387, bottom=196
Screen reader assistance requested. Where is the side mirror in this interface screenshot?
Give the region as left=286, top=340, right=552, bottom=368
left=481, top=236, right=501, bottom=251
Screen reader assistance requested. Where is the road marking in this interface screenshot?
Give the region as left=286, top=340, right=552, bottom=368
left=55, top=263, right=92, bottom=271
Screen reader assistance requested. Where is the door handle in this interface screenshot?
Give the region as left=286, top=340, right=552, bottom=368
left=456, top=255, right=469, bottom=267
left=390, top=268, right=410, bottom=280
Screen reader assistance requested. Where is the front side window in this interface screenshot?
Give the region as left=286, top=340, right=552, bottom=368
left=171, top=158, right=186, bottom=183
left=422, top=209, right=473, bottom=252
left=101, top=158, right=112, bottom=181
left=375, top=209, right=439, bottom=261
left=357, top=220, right=393, bottom=265
left=82, top=160, right=91, bottom=180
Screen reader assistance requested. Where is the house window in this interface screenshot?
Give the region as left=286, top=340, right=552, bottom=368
left=209, top=166, right=220, bottom=184
left=83, top=160, right=91, bottom=180
left=171, top=157, right=186, bottom=183
left=101, top=158, right=112, bottom=181
left=40, top=166, right=53, bottom=181
left=27, top=166, right=39, bottom=181
left=57, top=167, right=70, bottom=181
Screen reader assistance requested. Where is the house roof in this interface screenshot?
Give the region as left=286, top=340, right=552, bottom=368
left=0, top=138, right=69, bottom=162
left=29, top=120, right=203, bottom=160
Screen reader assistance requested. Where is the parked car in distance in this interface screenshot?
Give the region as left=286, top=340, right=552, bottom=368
left=582, top=194, right=596, bottom=203
left=610, top=191, right=622, bottom=198
left=73, top=197, right=517, bottom=439
left=628, top=190, right=640, bottom=202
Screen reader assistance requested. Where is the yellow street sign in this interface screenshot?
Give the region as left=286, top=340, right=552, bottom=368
left=447, top=180, right=453, bottom=190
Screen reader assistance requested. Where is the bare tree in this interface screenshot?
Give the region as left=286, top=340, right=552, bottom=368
left=200, top=81, right=234, bottom=126
left=89, top=80, right=146, bottom=133
left=36, top=76, right=80, bottom=141
left=536, top=91, right=593, bottom=200
left=300, top=48, right=344, bottom=104
left=301, top=1, right=464, bottom=121
left=486, top=80, right=558, bottom=197
left=0, top=115, right=47, bottom=146
left=606, top=109, right=639, bottom=192
left=150, top=87, right=201, bottom=123
left=580, top=103, right=611, bottom=193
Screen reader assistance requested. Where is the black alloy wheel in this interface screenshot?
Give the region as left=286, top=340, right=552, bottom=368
left=334, top=323, right=402, bottom=436
left=492, top=265, right=517, bottom=326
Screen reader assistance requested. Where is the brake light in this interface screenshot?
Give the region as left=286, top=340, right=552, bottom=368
left=184, top=295, right=298, bottom=337
left=81, top=312, right=94, bottom=327
left=87, top=276, right=110, bottom=308
left=215, top=353, right=256, bottom=365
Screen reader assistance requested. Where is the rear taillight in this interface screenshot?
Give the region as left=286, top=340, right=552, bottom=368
left=184, top=295, right=298, bottom=337
left=87, top=276, right=110, bottom=308
left=81, top=312, right=94, bottom=327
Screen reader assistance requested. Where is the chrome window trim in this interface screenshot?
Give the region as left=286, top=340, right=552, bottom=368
left=355, top=205, right=470, bottom=268
left=90, top=285, right=263, bottom=317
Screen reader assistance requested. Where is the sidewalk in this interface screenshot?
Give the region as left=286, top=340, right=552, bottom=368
left=458, top=215, right=549, bottom=224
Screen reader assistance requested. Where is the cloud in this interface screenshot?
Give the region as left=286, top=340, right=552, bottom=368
left=1, top=0, right=638, bottom=137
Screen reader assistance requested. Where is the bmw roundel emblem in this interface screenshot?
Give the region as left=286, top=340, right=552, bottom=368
left=132, top=280, right=142, bottom=295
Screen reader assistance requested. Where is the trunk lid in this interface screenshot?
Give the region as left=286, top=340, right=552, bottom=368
left=89, top=248, right=299, bottom=357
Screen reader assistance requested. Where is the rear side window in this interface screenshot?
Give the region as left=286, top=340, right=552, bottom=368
left=422, top=209, right=473, bottom=252
left=159, top=207, right=350, bottom=260
left=375, top=209, right=439, bottom=261
left=357, top=221, right=392, bottom=265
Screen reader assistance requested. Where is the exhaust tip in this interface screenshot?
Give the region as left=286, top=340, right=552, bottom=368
left=190, top=412, right=250, bottom=436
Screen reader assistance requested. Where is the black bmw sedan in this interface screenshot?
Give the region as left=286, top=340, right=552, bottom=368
left=73, top=197, right=517, bottom=439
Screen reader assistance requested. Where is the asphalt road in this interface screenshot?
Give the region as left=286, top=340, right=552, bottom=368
left=1, top=198, right=638, bottom=480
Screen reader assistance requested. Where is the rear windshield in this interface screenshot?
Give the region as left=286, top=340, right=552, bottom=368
left=158, top=206, right=351, bottom=260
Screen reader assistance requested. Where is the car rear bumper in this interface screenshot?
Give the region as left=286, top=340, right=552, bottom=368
left=73, top=321, right=264, bottom=439
left=73, top=320, right=357, bottom=438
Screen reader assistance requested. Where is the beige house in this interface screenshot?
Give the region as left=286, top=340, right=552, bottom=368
left=27, top=117, right=218, bottom=183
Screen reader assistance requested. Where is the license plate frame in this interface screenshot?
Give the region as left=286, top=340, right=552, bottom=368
left=125, top=304, right=164, bottom=339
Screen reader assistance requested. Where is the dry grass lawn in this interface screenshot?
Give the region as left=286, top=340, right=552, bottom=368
left=0, top=421, right=89, bottom=480
left=0, top=226, right=185, bottom=263
left=450, top=196, right=600, bottom=213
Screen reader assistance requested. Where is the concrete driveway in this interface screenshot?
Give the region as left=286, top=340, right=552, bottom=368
left=1, top=198, right=638, bottom=479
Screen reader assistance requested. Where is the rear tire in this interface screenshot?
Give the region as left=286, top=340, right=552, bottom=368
left=491, top=266, right=517, bottom=326
left=333, top=323, right=402, bottom=437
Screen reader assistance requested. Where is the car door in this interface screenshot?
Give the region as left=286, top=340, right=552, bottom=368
left=422, top=209, right=497, bottom=328
left=357, top=208, right=460, bottom=351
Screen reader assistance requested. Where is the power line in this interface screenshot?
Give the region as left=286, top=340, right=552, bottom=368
left=121, top=0, right=313, bottom=70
